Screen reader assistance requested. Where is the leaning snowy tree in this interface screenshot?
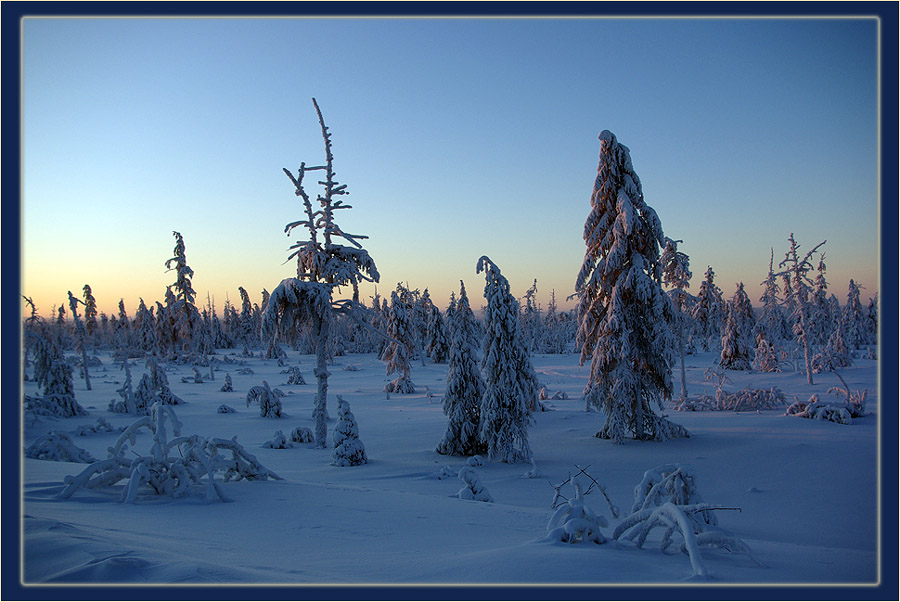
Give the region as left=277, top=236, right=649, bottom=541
left=477, top=256, right=539, bottom=463
left=573, top=130, right=688, bottom=444
left=262, top=98, right=380, bottom=449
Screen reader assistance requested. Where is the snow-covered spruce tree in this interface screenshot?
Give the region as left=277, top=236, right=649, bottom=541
left=381, top=288, right=416, bottom=394
left=519, top=279, right=543, bottom=354
left=752, top=333, right=780, bottom=373
left=425, top=303, right=450, bottom=363
left=476, top=256, right=538, bottom=463
left=29, top=326, right=87, bottom=418
left=22, top=296, right=41, bottom=381
left=573, top=130, right=688, bottom=444
left=776, top=233, right=826, bottom=385
left=246, top=381, right=283, bottom=418
left=114, top=299, right=132, bottom=351
left=332, top=396, right=367, bottom=466
left=262, top=98, right=379, bottom=449
left=841, top=279, right=866, bottom=350
left=82, top=284, right=98, bottom=341
left=753, top=248, right=789, bottom=344
left=863, top=293, right=878, bottom=346
left=719, top=300, right=752, bottom=371
left=67, top=291, right=92, bottom=391
left=660, top=237, right=693, bottom=399
left=811, top=317, right=852, bottom=374
left=237, top=286, right=255, bottom=353
left=808, top=255, right=834, bottom=346
left=166, top=231, right=201, bottom=358
left=436, top=280, right=487, bottom=457
left=691, top=267, right=724, bottom=351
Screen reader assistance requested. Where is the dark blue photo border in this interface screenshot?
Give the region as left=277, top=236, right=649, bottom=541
left=3, top=2, right=896, bottom=601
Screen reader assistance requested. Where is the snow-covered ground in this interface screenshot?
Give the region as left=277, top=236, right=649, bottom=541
left=20, top=349, right=880, bottom=586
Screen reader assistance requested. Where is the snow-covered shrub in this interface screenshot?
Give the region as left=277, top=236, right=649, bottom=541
left=237, top=367, right=255, bottom=375
left=290, top=426, right=314, bottom=444
left=342, top=364, right=361, bottom=372
left=538, top=387, right=568, bottom=401
left=545, top=475, right=608, bottom=544
left=828, top=371, right=867, bottom=418
left=716, top=387, right=786, bottom=412
left=786, top=387, right=862, bottom=425
left=631, top=464, right=716, bottom=526
left=263, top=430, right=292, bottom=449
left=29, top=334, right=86, bottom=418
left=466, top=454, right=485, bottom=467
left=669, top=395, right=718, bottom=412
left=180, top=367, right=205, bottom=384
left=72, top=417, right=120, bottom=436
left=25, top=431, right=96, bottom=463
left=752, top=333, right=780, bottom=373
left=246, top=381, right=283, bottom=418
left=283, top=366, right=306, bottom=385
left=434, top=465, right=456, bottom=480
left=217, top=404, right=236, bottom=414
left=457, top=466, right=492, bottom=502
left=115, top=357, right=183, bottom=415
left=220, top=373, right=234, bottom=392
left=58, top=403, right=282, bottom=503
left=332, top=396, right=367, bottom=466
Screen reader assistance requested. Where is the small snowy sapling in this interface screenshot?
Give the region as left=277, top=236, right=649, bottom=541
left=332, top=396, right=367, bottom=466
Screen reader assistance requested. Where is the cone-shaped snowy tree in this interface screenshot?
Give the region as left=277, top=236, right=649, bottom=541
left=841, top=279, right=866, bottom=350
left=333, top=396, right=367, bottom=466
left=165, top=231, right=200, bottom=357
left=436, top=281, right=487, bottom=457
left=573, top=130, right=687, bottom=444
left=477, top=256, right=537, bottom=463
left=381, top=289, right=416, bottom=394
left=262, top=98, right=380, bottom=449
left=691, top=267, right=724, bottom=351
left=753, top=249, right=788, bottom=344
left=720, top=300, right=752, bottom=371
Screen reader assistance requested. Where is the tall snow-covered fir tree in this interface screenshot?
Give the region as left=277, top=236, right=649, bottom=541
left=381, top=288, right=416, bottom=394
left=841, top=279, right=866, bottom=350
left=660, top=237, right=693, bottom=398
left=753, top=248, right=789, bottom=343
left=436, top=280, right=487, bottom=457
left=262, top=98, right=379, bottom=449
left=573, top=130, right=688, bottom=444
left=691, top=266, right=724, bottom=351
left=776, top=233, right=826, bottom=385
left=67, top=291, right=92, bottom=390
left=863, top=293, right=878, bottom=346
left=519, top=279, right=543, bottom=354
left=165, top=231, right=200, bottom=357
left=808, top=255, right=834, bottom=346
left=425, top=302, right=450, bottom=363
left=720, top=296, right=753, bottom=371
left=477, top=256, right=538, bottom=463
left=82, top=284, right=98, bottom=339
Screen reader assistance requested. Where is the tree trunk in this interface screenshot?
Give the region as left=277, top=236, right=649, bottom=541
left=313, top=315, right=331, bottom=448
left=678, top=324, right=687, bottom=399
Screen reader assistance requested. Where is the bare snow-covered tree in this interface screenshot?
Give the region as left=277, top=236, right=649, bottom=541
left=436, top=280, right=487, bottom=457
left=573, top=130, right=688, bottom=444
left=776, top=233, right=826, bottom=385
left=477, top=256, right=538, bottom=463
left=262, top=98, right=379, bottom=449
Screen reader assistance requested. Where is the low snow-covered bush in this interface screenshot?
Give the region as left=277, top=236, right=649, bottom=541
left=220, top=373, right=234, bottom=392
left=246, top=381, right=283, bottom=418
left=263, top=430, right=292, bottom=449
left=466, top=455, right=485, bottom=467
left=786, top=394, right=852, bottom=425
left=25, top=431, right=96, bottom=463
left=58, top=403, right=282, bottom=503
left=72, top=417, right=121, bottom=436
left=217, top=404, right=236, bottom=414
left=290, top=427, right=314, bottom=444
left=457, top=466, right=492, bottom=502
left=538, top=387, right=568, bottom=401
left=332, top=396, right=367, bottom=466
left=282, top=366, right=306, bottom=385
left=545, top=475, right=608, bottom=544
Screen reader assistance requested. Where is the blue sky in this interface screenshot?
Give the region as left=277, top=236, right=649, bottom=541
left=21, top=16, right=880, bottom=316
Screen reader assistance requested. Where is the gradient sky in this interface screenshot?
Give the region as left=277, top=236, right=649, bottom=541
left=21, top=15, right=880, bottom=318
